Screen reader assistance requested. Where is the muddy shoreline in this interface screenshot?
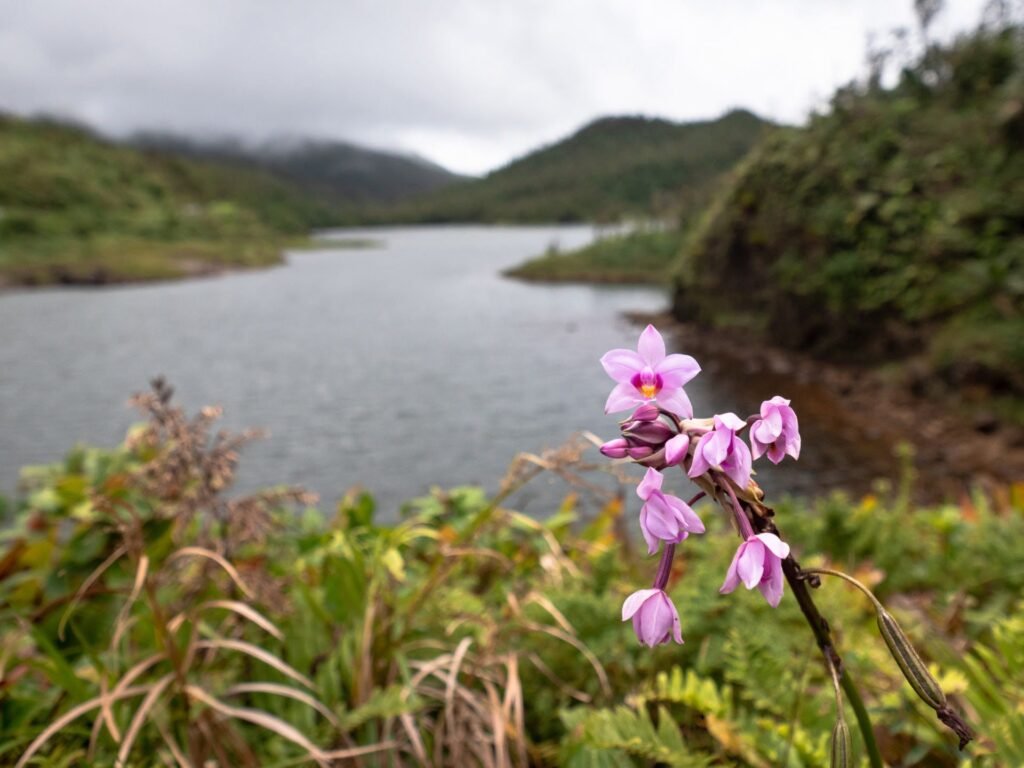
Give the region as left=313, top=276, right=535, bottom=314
left=632, top=310, right=1024, bottom=503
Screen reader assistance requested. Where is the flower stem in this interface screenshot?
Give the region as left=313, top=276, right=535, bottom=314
left=653, top=543, right=676, bottom=590
left=778, top=554, right=884, bottom=768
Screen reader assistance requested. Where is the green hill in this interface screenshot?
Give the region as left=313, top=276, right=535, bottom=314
left=0, top=115, right=342, bottom=285
left=374, top=109, right=771, bottom=223
left=130, top=132, right=467, bottom=204
left=671, top=25, right=1024, bottom=409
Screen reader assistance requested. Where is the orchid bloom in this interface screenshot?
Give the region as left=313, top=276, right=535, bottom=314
left=720, top=532, right=791, bottom=607
left=687, top=413, right=753, bottom=488
left=600, top=325, right=700, bottom=418
left=636, top=467, right=704, bottom=555
left=622, top=588, right=683, bottom=646
left=751, top=396, right=801, bottom=464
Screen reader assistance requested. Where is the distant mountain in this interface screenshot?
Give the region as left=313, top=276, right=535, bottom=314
left=371, top=109, right=771, bottom=223
left=130, top=132, right=467, bottom=205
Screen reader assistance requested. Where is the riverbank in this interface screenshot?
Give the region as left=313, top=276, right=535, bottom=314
left=638, top=310, right=1024, bottom=500
left=504, top=228, right=681, bottom=284
left=0, top=235, right=379, bottom=288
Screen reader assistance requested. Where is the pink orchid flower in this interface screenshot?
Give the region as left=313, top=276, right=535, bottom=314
left=687, top=413, right=753, bottom=488
left=751, top=396, right=801, bottom=464
left=636, top=467, right=705, bottom=554
left=600, top=325, right=700, bottom=418
left=622, top=588, right=683, bottom=646
left=720, top=532, right=791, bottom=607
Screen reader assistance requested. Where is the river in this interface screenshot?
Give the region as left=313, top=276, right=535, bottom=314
left=0, top=225, right=889, bottom=517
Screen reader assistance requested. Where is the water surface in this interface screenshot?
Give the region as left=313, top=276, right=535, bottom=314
left=0, top=226, right=889, bottom=517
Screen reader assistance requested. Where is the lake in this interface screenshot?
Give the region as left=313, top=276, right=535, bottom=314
left=0, top=225, right=889, bottom=517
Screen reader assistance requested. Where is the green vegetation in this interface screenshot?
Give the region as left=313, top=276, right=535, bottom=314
left=373, top=110, right=770, bottom=224
left=671, top=25, right=1024, bottom=404
left=506, top=228, right=684, bottom=284
left=0, top=115, right=340, bottom=285
left=2, top=386, right=1022, bottom=765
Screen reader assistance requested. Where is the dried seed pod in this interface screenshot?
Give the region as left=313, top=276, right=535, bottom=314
left=877, top=608, right=946, bottom=711
left=830, top=717, right=851, bottom=768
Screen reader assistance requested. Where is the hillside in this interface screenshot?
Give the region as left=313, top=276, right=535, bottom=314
left=671, top=26, right=1024, bottom=411
left=131, top=132, right=466, bottom=204
left=0, top=115, right=343, bottom=285
left=374, top=109, right=770, bottom=223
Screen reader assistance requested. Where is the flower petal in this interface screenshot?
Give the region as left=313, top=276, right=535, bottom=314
left=786, top=433, right=802, bottom=461
left=715, top=412, right=747, bottom=432
left=639, top=590, right=672, bottom=645
left=664, top=434, right=689, bottom=466
left=720, top=548, right=742, bottom=594
left=704, top=427, right=732, bottom=466
left=666, top=494, right=705, bottom=534
left=736, top=540, right=764, bottom=589
left=605, top=383, right=639, bottom=414
left=723, top=439, right=753, bottom=488
left=639, top=509, right=661, bottom=555
left=655, top=354, right=700, bottom=388
left=656, top=388, right=693, bottom=419
left=754, top=532, right=790, bottom=559
left=636, top=467, right=663, bottom=500
left=637, top=325, right=666, bottom=367
left=600, top=348, right=644, bottom=383
left=687, top=433, right=713, bottom=478
left=622, top=588, right=659, bottom=620
left=642, top=495, right=679, bottom=541
left=758, top=553, right=785, bottom=607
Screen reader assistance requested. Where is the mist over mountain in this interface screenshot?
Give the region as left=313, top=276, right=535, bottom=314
left=129, top=131, right=468, bottom=205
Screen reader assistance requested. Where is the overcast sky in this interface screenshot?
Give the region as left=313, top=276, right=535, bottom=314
left=0, top=0, right=992, bottom=175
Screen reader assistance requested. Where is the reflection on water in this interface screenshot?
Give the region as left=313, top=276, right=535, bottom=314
left=0, top=225, right=895, bottom=518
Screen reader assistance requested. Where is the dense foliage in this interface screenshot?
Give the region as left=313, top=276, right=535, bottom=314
left=0, top=115, right=338, bottom=285
left=372, top=111, right=769, bottom=224
left=1, top=386, right=1022, bottom=766
left=671, top=26, right=1024, bottom=402
left=505, top=227, right=684, bottom=284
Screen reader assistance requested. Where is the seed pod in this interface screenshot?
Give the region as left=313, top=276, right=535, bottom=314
left=877, top=607, right=946, bottom=711
left=830, top=717, right=851, bottom=768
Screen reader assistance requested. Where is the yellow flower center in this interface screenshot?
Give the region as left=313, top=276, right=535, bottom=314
left=640, top=383, right=657, bottom=399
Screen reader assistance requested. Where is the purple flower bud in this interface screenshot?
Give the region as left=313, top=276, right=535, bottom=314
left=622, top=588, right=684, bottom=646
left=664, top=433, right=689, bottom=466
left=751, top=396, right=801, bottom=464
left=626, top=444, right=655, bottom=460
left=622, top=419, right=676, bottom=446
left=629, top=403, right=662, bottom=422
left=599, top=438, right=629, bottom=459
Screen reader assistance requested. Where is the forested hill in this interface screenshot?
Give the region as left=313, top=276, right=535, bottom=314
left=130, top=133, right=467, bottom=205
left=672, top=26, right=1024, bottom=405
left=371, top=109, right=771, bottom=223
left=0, top=114, right=342, bottom=284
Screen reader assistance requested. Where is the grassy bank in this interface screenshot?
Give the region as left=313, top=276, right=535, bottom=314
left=505, top=228, right=683, bottom=284
left=1, top=385, right=1022, bottom=765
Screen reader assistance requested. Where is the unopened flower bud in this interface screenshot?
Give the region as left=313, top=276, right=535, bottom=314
left=599, top=438, right=629, bottom=459
left=876, top=608, right=946, bottom=711
left=622, top=419, right=676, bottom=446
left=628, top=403, right=662, bottom=422
left=664, top=433, right=689, bottom=465
left=830, top=718, right=851, bottom=768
